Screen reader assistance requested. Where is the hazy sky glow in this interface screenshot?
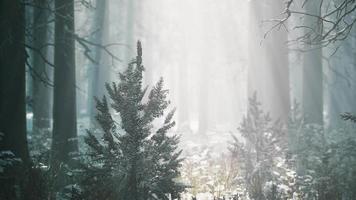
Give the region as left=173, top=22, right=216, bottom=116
left=136, top=0, right=250, bottom=133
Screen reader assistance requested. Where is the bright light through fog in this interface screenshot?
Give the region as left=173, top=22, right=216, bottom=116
left=116, top=0, right=249, bottom=134
left=2, top=0, right=356, bottom=199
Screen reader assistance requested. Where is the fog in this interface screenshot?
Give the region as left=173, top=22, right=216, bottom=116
left=77, top=0, right=249, bottom=133
left=2, top=0, right=356, bottom=199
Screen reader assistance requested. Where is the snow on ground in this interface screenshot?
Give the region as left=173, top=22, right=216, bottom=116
left=169, top=126, right=242, bottom=200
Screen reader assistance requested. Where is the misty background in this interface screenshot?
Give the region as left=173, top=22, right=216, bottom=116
left=2, top=0, right=356, bottom=199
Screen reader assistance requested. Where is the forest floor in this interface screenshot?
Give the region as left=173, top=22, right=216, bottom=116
left=174, top=124, right=242, bottom=200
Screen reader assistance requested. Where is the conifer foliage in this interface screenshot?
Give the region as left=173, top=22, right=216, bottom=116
left=230, top=93, right=288, bottom=200
left=79, top=41, right=184, bottom=200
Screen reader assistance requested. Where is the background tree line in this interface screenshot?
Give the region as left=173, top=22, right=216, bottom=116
left=228, top=0, right=356, bottom=199
left=1, top=0, right=356, bottom=199
left=1, top=1, right=184, bottom=199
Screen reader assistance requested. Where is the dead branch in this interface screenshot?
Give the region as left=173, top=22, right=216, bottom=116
left=265, top=0, right=356, bottom=46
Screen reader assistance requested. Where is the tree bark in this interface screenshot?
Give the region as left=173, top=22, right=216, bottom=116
left=52, top=0, right=78, bottom=166
left=326, top=1, right=356, bottom=129
left=32, top=0, right=51, bottom=134
left=302, top=0, right=324, bottom=125
left=0, top=1, right=30, bottom=199
left=327, top=36, right=356, bottom=129
left=87, top=0, right=109, bottom=126
left=0, top=0, right=30, bottom=167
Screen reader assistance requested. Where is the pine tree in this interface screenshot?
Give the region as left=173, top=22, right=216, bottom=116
left=79, top=41, right=185, bottom=200
left=288, top=111, right=356, bottom=199
left=230, top=93, right=288, bottom=200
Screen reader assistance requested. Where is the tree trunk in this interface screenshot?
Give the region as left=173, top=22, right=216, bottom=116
left=198, top=71, right=209, bottom=135
left=248, top=0, right=290, bottom=122
left=32, top=0, right=51, bottom=134
left=264, top=0, right=290, bottom=123
left=326, top=2, right=356, bottom=129
left=87, top=0, right=109, bottom=126
left=0, top=1, right=29, bottom=199
left=124, top=0, right=136, bottom=63
left=327, top=36, right=356, bottom=129
left=248, top=0, right=264, bottom=110
left=178, top=34, right=191, bottom=132
left=302, top=0, right=324, bottom=125
left=52, top=0, right=78, bottom=166
left=0, top=0, right=29, bottom=167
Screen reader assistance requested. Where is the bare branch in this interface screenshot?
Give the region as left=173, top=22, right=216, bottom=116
left=25, top=43, right=55, bottom=68
left=73, top=33, right=126, bottom=65
left=265, top=0, right=356, bottom=47
left=24, top=49, right=54, bottom=87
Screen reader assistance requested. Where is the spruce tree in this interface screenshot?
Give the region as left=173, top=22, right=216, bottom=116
left=79, top=41, right=184, bottom=200
left=230, top=93, right=287, bottom=200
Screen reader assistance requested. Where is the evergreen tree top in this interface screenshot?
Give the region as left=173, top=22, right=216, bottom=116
left=81, top=41, right=185, bottom=200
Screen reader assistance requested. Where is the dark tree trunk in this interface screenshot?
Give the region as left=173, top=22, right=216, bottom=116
left=0, top=0, right=29, bottom=167
left=52, top=0, right=78, bottom=166
left=32, top=0, right=51, bottom=134
left=0, top=1, right=29, bottom=199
